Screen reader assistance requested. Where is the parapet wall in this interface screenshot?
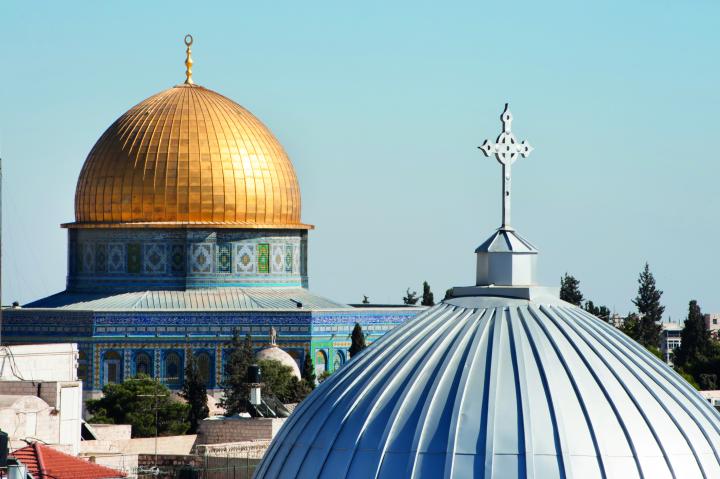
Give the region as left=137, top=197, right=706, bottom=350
left=196, top=417, right=285, bottom=445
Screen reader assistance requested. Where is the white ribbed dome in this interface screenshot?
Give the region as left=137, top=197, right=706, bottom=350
left=256, top=346, right=301, bottom=380
left=256, top=294, right=720, bottom=479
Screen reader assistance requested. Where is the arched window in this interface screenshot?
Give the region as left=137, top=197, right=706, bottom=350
left=103, top=351, right=122, bottom=385
left=77, top=351, right=89, bottom=384
left=333, top=350, right=345, bottom=371
left=135, top=352, right=153, bottom=377
left=195, top=352, right=212, bottom=387
left=164, top=351, right=182, bottom=387
left=315, top=350, right=327, bottom=376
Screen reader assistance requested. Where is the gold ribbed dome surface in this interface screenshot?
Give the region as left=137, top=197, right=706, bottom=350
left=71, top=84, right=309, bottom=229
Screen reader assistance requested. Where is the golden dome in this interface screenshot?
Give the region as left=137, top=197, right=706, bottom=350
left=69, top=83, right=311, bottom=229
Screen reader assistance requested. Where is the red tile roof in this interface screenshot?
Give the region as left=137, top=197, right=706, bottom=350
left=11, top=443, right=125, bottom=479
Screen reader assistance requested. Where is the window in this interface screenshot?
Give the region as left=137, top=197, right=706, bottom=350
left=103, top=351, right=122, bottom=385
left=135, top=352, right=153, bottom=377
left=164, top=352, right=182, bottom=386
left=195, top=352, right=212, bottom=387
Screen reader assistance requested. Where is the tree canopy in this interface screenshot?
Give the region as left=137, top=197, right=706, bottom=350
left=560, top=273, right=584, bottom=306
left=181, top=355, right=209, bottom=433
left=86, top=375, right=189, bottom=438
left=675, top=300, right=711, bottom=368
left=632, top=263, right=664, bottom=348
left=302, top=352, right=316, bottom=387
left=403, top=288, right=419, bottom=305
left=421, top=281, right=435, bottom=306
left=220, top=330, right=254, bottom=416
left=257, top=359, right=311, bottom=404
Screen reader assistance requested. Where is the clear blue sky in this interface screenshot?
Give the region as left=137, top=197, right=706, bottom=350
left=1, top=1, right=719, bottom=322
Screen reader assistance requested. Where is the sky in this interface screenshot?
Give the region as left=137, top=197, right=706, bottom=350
left=1, top=1, right=719, bottom=322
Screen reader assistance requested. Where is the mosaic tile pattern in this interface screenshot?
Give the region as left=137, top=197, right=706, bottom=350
left=95, top=244, right=107, bottom=273
left=170, top=244, right=185, bottom=273
left=271, top=244, right=284, bottom=274
left=235, top=244, right=256, bottom=273
left=293, top=244, right=300, bottom=274
left=143, top=243, right=167, bottom=274
left=217, top=243, right=232, bottom=273
left=127, top=244, right=142, bottom=274
left=190, top=244, right=213, bottom=273
left=258, top=243, right=270, bottom=274
left=144, top=244, right=167, bottom=274
left=284, top=245, right=293, bottom=273
left=108, top=244, right=125, bottom=273
left=82, top=243, right=95, bottom=273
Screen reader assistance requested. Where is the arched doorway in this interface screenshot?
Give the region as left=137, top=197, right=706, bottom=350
left=315, top=350, right=327, bottom=376
left=333, top=350, right=345, bottom=371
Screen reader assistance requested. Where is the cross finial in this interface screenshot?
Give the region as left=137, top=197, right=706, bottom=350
left=184, top=34, right=194, bottom=85
left=478, top=103, right=533, bottom=229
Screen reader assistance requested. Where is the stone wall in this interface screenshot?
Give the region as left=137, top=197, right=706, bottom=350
left=87, top=423, right=132, bottom=441
left=0, top=381, right=57, bottom=407
left=196, top=417, right=286, bottom=445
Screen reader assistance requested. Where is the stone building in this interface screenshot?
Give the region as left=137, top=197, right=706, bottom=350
left=2, top=36, right=421, bottom=398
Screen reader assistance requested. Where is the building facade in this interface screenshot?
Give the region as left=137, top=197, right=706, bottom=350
left=2, top=37, right=422, bottom=397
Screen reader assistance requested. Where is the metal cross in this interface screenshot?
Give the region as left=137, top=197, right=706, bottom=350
left=478, top=103, right=533, bottom=229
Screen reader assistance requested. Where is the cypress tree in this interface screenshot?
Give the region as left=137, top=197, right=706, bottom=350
left=302, top=351, right=316, bottom=389
left=632, top=263, right=664, bottom=348
left=560, top=273, right=584, bottom=306
left=421, top=281, right=435, bottom=306
left=181, top=355, right=209, bottom=433
left=219, top=330, right=254, bottom=416
left=675, top=300, right=710, bottom=368
left=348, top=323, right=367, bottom=358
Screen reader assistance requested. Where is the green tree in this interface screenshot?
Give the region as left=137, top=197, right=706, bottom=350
left=560, top=273, right=584, bottom=306
left=421, top=281, right=435, bottom=306
left=181, top=355, right=209, bottom=433
left=632, top=263, right=664, bottom=348
left=620, top=313, right=641, bottom=340
left=348, top=323, right=367, bottom=358
left=444, top=288, right=453, bottom=301
left=674, top=300, right=711, bottom=369
left=301, top=352, right=316, bottom=388
left=86, top=376, right=189, bottom=438
left=220, top=330, right=255, bottom=416
left=584, top=301, right=611, bottom=322
left=257, top=359, right=311, bottom=403
left=403, top=288, right=419, bottom=305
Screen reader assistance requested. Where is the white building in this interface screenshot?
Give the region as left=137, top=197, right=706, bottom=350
left=0, top=344, right=82, bottom=455
left=704, top=313, right=720, bottom=339
left=660, top=322, right=683, bottom=365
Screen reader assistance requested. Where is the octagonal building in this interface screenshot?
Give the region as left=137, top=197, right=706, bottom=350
left=2, top=37, right=421, bottom=398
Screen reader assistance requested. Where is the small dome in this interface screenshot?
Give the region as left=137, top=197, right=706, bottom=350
left=256, top=346, right=301, bottom=380
left=256, top=296, right=720, bottom=478
left=71, top=84, right=310, bottom=229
